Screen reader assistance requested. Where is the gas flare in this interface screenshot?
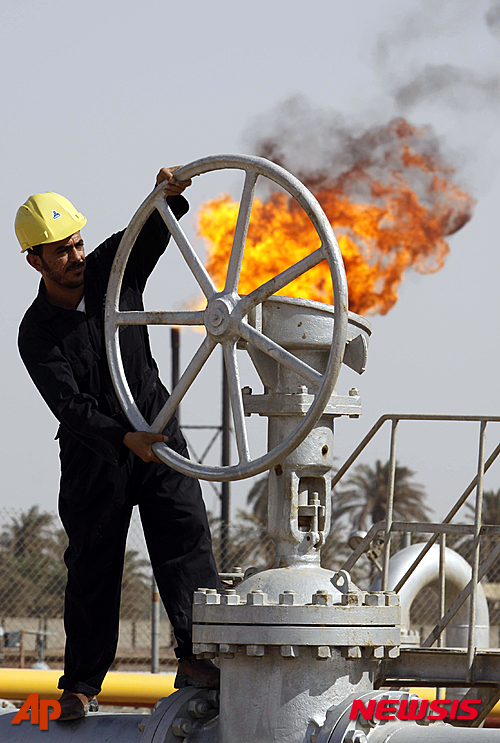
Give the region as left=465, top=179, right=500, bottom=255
left=197, top=118, right=474, bottom=315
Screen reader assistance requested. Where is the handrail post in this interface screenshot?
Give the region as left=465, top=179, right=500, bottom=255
left=382, top=418, right=399, bottom=591
left=467, top=419, right=487, bottom=678
left=151, top=576, right=160, bottom=674
left=437, top=532, right=446, bottom=701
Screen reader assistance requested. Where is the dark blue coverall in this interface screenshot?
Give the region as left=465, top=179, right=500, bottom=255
left=18, top=195, right=219, bottom=697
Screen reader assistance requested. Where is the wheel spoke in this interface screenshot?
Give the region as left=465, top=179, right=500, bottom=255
left=157, top=199, right=217, bottom=300
left=151, top=334, right=217, bottom=432
left=239, top=246, right=326, bottom=316
left=225, top=170, right=258, bottom=293
left=223, top=343, right=250, bottom=463
left=238, top=322, right=323, bottom=388
left=115, top=310, right=206, bottom=326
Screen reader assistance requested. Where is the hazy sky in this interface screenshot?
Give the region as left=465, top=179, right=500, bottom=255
left=2, top=0, right=500, bottom=529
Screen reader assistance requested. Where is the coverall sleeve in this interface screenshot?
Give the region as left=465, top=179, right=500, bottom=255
left=90, top=194, right=189, bottom=292
left=19, top=329, right=130, bottom=465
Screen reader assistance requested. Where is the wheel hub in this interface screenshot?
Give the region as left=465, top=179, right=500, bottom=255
left=204, top=294, right=240, bottom=340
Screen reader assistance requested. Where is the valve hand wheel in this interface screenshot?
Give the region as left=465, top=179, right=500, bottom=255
left=105, top=155, right=348, bottom=482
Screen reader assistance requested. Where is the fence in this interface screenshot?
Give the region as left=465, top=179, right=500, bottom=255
left=0, top=505, right=275, bottom=673
left=2, top=413, right=500, bottom=674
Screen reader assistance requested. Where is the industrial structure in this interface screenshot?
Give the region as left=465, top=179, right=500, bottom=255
left=1, top=155, right=499, bottom=741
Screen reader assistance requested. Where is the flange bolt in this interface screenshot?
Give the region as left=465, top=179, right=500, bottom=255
left=345, top=731, right=367, bottom=743
left=172, top=718, right=193, bottom=737
left=187, top=698, right=210, bottom=718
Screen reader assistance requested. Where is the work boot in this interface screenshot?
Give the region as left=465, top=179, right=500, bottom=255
left=58, top=690, right=99, bottom=721
left=174, top=655, right=220, bottom=689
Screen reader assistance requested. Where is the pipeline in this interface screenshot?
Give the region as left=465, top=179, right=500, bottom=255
left=370, top=543, right=490, bottom=647
left=0, top=668, right=175, bottom=707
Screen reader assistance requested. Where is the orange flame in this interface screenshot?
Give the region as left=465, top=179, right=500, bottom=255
left=197, top=119, right=474, bottom=316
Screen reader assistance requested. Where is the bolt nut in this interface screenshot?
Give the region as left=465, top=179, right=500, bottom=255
left=279, top=590, right=296, bottom=605
left=219, top=643, right=238, bottom=657
left=221, top=592, right=240, bottom=605
left=385, top=646, right=401, bottom=659
left=372, top=646, right=385, bottom=658
left=349, top=388, right=359, bottom=397
left=187, top=698, right=210, bottom=718
left=193, top=589, right=208, bottom=604
left=341, top=592, right=361, bottom=606
left=297, top=385, right=308, bottom=394
left=316, top=645, right=331, bottom=660
left=246, top=644, right=265, bottom=657
left=345, top=731, right=367, bottom=743
left=207, top=689, right=220, bottom=707
left=247, top=590, right=268, bottom=605
left=385, top=592, right=400, bottom=606
left=172, top=717, right=193, bottom=737
left=342, top=645, right=362, bottom=659
left=365, top=592, right=385, bottom=607
left=312, top=590, right=333, bottom=606
left=242, top=386, right=252, bottom=395
left=280, top=645, right=299, bottom=658
left=204, top=590, right=220, bottom=605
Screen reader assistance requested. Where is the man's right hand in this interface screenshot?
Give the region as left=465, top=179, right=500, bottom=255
left=123, top=431, right=168, bottom=464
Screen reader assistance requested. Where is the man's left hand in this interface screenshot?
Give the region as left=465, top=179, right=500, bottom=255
left=156, top=167, right=192, bottom=197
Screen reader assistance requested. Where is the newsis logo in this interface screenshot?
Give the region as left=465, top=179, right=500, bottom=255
left=349, top=697, right=481, bottom=722
left=11, top=694, right=61, bottom=729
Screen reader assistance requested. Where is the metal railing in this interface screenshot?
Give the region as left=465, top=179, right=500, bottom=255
left=332, top=414, right=500, bottom=677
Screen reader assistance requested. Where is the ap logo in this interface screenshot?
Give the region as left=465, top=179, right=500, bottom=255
left=11, top=693, right=61, bottom=729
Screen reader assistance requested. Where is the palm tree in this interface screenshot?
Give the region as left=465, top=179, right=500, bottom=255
left=0, top=506, right=54, bottom=558
left=451, top=488, right=500, bottom=583
left=0, top=507, right=67, bottom=617
left=331, top=459, right=431, bottom=533
left=324, top=460, right=431, bottom=586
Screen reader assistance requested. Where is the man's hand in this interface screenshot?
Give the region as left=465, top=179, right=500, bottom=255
left=123, top=431, right=169, bottom=464
left=156, top=166, right=192, bottom=197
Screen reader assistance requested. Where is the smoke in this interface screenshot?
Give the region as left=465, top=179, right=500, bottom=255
left=394, top=64, right=500, bottom=111
left=246, top=95, right=473, bottom=245
left=486, top=2, right=500, bottom=36
left=374, top=1, right=473, bottom=70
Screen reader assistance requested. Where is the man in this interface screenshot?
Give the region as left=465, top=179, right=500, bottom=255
left=16, top=168, right=220, bottom=721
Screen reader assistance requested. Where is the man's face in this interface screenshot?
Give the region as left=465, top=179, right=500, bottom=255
left=31, top=232, right=86, bottom=288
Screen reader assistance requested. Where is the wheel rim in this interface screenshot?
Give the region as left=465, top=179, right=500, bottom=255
left=105, top=154, right=348, bottom=482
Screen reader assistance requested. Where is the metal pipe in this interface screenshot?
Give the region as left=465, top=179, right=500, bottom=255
left=331, top=414, right=500, bottom=490
left=468, top=420, right=487, bottom=676
left=0, top=709, right=145, bottom=741
left=0, top=668, right=175, bottom=707
left=331, top=414, right=500, bottom=598
left=423, top=536, right=500, bottom=647
left=220, top=358, right=231, bottom=571
left=171, top=327, right=180, bottom=423
left=438, top=533, right=446, bottom=648
left=371, top=544, right=490, bottom=649
left=151, top=575, right=160, bottom=674
left=437, top=533, right=446, bottom=701
left=382, top=419, right=399, bottom=591
left=373, top=721, right=500, bottom=742
left=393, top=437, right=500, bottom=594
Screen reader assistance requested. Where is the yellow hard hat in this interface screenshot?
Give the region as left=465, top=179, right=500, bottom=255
left=15, top=192, right=87, bottom=252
